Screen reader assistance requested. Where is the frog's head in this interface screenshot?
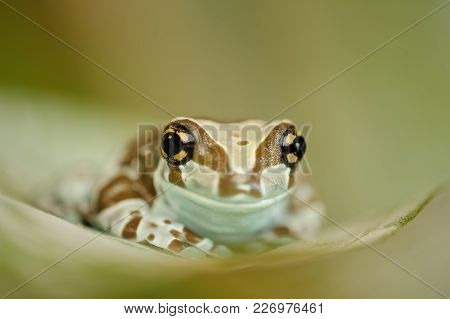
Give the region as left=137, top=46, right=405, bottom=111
left=154, top=117, right=307, bottom=242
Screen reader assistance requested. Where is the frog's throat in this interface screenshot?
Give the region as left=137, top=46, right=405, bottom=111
left=153, top=164, right=289, bottom=243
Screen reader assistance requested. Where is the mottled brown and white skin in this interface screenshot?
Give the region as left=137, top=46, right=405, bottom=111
left=41, top=118, right=324, bottom=257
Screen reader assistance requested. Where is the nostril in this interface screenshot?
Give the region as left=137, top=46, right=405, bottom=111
left=237, top=140, right=249, bottom=146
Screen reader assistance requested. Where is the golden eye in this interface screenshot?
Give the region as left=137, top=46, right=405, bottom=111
left=161, top=126, right=194, bottom=166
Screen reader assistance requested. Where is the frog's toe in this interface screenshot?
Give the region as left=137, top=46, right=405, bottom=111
left=179, top=246, right=207, bottom=258
left=210, top=244, right=233, bottom=257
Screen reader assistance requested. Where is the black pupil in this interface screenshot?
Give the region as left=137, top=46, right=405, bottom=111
left=162, top=132, right=183, bottom=157
left=288, top=136, right=306, bottom=159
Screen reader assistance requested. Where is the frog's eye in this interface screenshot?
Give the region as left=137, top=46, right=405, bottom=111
left=161, top=126, right=195, bottom=166
left=280, top=131, right=306, bottom=167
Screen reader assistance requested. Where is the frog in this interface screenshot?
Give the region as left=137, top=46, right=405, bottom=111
left=40, top=117, right=324, bottom=257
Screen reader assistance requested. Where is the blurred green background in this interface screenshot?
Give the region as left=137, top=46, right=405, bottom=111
left=0, top=0, right=449, bottom=298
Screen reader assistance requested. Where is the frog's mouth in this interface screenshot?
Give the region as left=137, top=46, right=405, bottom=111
left=155, top=160, right=290, bottom=206
left=154, top=163, right=289, bottom=242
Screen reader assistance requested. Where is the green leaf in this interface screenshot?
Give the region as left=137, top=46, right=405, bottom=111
left=1, top=187, right=447, bottom=298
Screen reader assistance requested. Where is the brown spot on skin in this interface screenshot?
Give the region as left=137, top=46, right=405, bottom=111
left=168, top=166, right=185, bottom=187
left=149, top=222, right=158, bottom=228
left=122, top=215, right=143, bottom=239
left=217, top=174, right=262, bottom=198
left=138, top=175, right=157, bottom=202
left=237, top=140, right=249, bottom=146
left=273, top=226, right=290, bottom=236
left=183, top=227, right=202, bottom=244
left=170, top=229, right=181, bottom=238
left=97, top=176, right=141, bottom=211
left=164, top=219, right=172, bottom=224
left=168, top=239, right=188, bottom=253
left=288, top=172, right=297, bottom=188
left=147, top=234, right=155, bottom=241
left=96, top=173, right=159, bottom=213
